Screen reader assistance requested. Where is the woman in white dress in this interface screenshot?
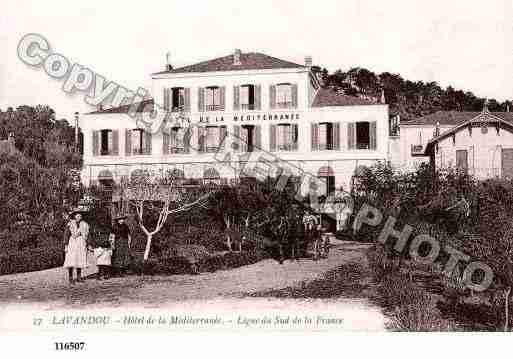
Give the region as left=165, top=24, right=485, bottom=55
left=63, top=210, right=90, bottom=284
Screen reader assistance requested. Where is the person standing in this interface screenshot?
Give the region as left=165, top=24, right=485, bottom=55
left=112, top=215, right=132, bottom=276
left=63, top=209, right=90, bottom=284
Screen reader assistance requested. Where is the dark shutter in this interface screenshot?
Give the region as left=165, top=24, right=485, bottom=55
left=198, top=126, right=205, bottom=153
left=255, top=85, right=261, bottom=110
left=145, top=131, right=152, bottom=155
left=370, top=121, right=377, bottom=150
left=269, top=85, right=276, bottom=109
left=184, top=88, right=191, bottom=112
left=125, top=129, right=132, bottom=156
left=184, top=127, right=192, bottom=154
left=198, top=87, right=204, bottom=112
left=311, top=123, right=318, bottom=151
left=291, top=83, right=298, bottom=108
left=112, top=130, right=119, bottom=155
left=292, top=124, right=299, bottom=151
left=270, top=124, right=276, bottom=152
left=255, top=125, right=262, bottom=151
left=219, top=125, right=227, bottom=150
left=233, top=125, right=240, bottom=152
left=348, top=123, right=355, bottom=150
left=163, top=88, right=170, bottom=111
left=219, top=86, right=226, bottom=111
left=163, top=130, right=170, bottom=155
left=233, top=86, right=240, bottom=111
left=333, top=122, right=340, bottom=150
left=92, top=130, right=99, bottom=156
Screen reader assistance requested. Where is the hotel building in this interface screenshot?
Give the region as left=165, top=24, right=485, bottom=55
left=80, top=50, right=390, bottom=195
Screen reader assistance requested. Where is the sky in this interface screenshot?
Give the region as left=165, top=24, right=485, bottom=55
left=1, top=0, right=512, bottom=122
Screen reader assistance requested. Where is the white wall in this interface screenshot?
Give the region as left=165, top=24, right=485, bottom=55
left=435, top=125, right=513, bottom=179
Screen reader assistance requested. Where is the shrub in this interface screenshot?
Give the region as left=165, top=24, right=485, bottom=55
left=0, top=245, right=64, bottom=275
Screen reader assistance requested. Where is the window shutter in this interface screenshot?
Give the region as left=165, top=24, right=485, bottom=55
left=333, top=122, right=340, bottom=150
left=92, top=130, right=99, bottom=156
left=255, top=125, right=262, bottom=151
left=292, top=124, right=299, bottom=151
left=270, top=124, right=276, bottom=152
left=370, top=121, right=377, bottom=150
left=270, top=85, right=276, bottom=109
left=198, top=126, right=205, bottom=153
left=291, top=83, right=298, bottom=108
left=184, top=88, right=191, bottom=112
left=348, top=123, right=355, bottom=150
left=145, top=131, right=152, bottom=155
left=219, top=86, right=226, bottom=111
left=233, top=86, right=240, bottom=111
left=219, top=125, right=227, bottom=150
left=198, top=87, right=204, bottom=112
left=184, top=127, right=192, bottom=154
left=125, top=129, right=132, bottom=156
left=163, top=130, right=170, bottom=155
left=112, top=130, right=119, bottom=155
left=255, top=85, right=261, bottom=110
left=233, top=125, right=240, bottom=152
left=163, top=88, right=170, bottom=111
left=311, top=123, right=318, bottom=151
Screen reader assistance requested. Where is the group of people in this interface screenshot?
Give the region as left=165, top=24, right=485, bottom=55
left=63, top=209, right=132, bottom=284
left=263, top=206, right=331, bottom=264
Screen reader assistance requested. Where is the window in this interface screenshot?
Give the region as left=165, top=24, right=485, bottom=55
left=100, top=129, right=113, bottom=155
left=318, top=123, right=333, bottom=150
left=274, top=124, right=298, bottom=151
left=356, top=122, right=370, bottom=149
left=204, top=168, right=221, bottom=185
left=276, top=84, right=292, bottom=108
left=205, top=87, right=222, bottom=111
left=131, top=129, right=146, bottom=155
left=240, top=85, right=255, bottom=110
left=317, top=166, right=335, bottom=197
left=171, top=87, right=185, bottom=112
left=241, top=125, right=255, bottom=152
left=170, top=127, right=187, bottom=154
left=200, top=126, right=226, bottom=153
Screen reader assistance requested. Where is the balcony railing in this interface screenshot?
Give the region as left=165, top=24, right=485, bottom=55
left=317, top=143, right=334, bottom=151
left=205, top=104, right=223, bottom=111
left=169, top=147, right=187, bottom=154
left=411, top=144, right=424, bottom=155
left=241, top=103, right=255, bottom=111
left=276, top=101, right=293, bottom=109
left=171, top=106, right=185, bottom=112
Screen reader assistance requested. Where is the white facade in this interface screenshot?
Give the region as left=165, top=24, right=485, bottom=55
left=80, top=51, right=390, bottom=194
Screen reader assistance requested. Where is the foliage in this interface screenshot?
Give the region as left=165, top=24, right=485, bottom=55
left=315, top=67, right=512, bottom=121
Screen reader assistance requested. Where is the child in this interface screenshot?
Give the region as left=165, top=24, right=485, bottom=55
left=94, top=234, right=114, bottom=280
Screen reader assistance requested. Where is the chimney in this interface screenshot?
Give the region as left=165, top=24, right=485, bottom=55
left=507, top=102, right=510, bottom=112
left=435, top=121, right=440, bottom=137
left=233, top=49, right=242, bottom=65
left=166, top=52, right=173, bottom=71
left=7, top=132, right=15, bottom=152
left=304, top=56, right=312, bottom=68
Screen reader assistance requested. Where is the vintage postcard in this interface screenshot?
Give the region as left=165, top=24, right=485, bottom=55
left=0, top=0, right=512, bottom=355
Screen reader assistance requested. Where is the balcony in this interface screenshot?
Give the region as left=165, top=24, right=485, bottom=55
left=241, top=103, right=255, bottom=111
left=276, top=101, right=293, bottom=109
left=205, top=104, right=223, bottom=111
left=411, top=144, right=425, bottom=156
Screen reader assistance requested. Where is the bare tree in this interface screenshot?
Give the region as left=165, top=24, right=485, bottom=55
left=119, top=175, right=212, bottom=261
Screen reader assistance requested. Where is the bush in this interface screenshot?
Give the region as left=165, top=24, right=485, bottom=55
left=139, top=250, right=267, bottom=276
left=0, top=245, right=64, bottom=275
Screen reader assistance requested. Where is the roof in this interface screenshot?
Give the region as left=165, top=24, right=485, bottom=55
left=424, top=110, right=513, bottom=154
left=311, top=88, right=378, bottom=107
left=152, top=52, right=305, bottom=75
left=87, top=99, right=154, bottom=114
left=403, top=110, right=513, bottom=126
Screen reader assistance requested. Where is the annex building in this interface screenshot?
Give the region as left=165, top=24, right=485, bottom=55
left=80, top=50, right=390, bottom=196
left=393, top=104, right=513, bottom=179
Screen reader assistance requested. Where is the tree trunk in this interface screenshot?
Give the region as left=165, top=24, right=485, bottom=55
left=143, top=234, right=153, bottom=261
left=505, top=287, right=511, bottom=332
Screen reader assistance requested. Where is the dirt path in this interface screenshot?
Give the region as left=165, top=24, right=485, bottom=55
left=0, top=241, right=387, bottom=330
